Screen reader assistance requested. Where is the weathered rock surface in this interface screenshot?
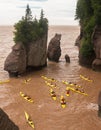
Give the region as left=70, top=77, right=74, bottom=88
left=75, top=27, right=83, bottom=47
left=65, top=54, right=70, bottom=63
left=92, top=26, right=101, bottom=71
left=4, top=42, right=26, bottom=76
left=4, top=35, right=47, bottom=75
left=28, top=35, right=47, bottom=67
left=47, top=33, right=61, bottom=62
left=0, top=108, right=19, bottom=130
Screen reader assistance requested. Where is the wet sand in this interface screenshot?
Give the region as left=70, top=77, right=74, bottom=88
left=0, top=26, right=101, bottom=130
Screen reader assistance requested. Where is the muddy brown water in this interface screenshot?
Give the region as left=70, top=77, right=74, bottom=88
left=0, top=26, right=101, bottom=130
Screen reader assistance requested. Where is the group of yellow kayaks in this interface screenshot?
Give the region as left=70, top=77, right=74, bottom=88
left=41, top=74, right=93, bottom=109
left=0, top=74, right=92, bottom=129
left=19, top=78, right=35, bottom=129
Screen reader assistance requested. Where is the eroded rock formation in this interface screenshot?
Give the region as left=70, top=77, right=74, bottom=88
left=4, top=43, right=26, bottom=76
left=0, top=108, right=19, bottom=130
left=4, top=35, right=47, bottom=76
left=47, top=33, right=61, bottom=62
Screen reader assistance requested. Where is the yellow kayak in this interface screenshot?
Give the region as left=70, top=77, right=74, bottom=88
left=41, top=76, right=57, bottom=82
left=60, top=96, right=66, bottom=108
left=45, top=81, right=57, bottom=88
left=20, top=92, right=34, bottom=103
left=24, top=78, right=31, bottom=84
left=50, top=89, right=57, bottom=100
left=80, top=75, right=93, bottom=82
left=66, top=87, right=70, bottom=97
left=68, top=87, right=88, bottom=96
left=24, top=111, right=35, bottom=129
left=63, top=80, right=83, bottom=89
left=0, top=80, right=10, bottom=84
left=62, top=80, right=75, bottom=87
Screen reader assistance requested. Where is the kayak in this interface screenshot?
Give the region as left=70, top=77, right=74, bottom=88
left=20, top=92, right=34, bottom=103
left=62, top=80, right=69, bottom=85
left=41, top=76, right=57, bottom=82
left=45, top=81, right=57, bottom=88
left=50, top=89, right=57, bottom=100
left=0, top=80, right=10, bottom=84
left=62, top=80, right=82, bottom=88
left=24, top=111, right=35, bottom=129
left=62, top=80, right=75, bottom=87
left=66, top=87, right=70, bottom=97
left=80, top=75, right=93, bottom=82
left=67, top=87, right=88, bottom=96
left=24, top=78, right=31, bottom=83
left=60, top=96, right=66, bottom=108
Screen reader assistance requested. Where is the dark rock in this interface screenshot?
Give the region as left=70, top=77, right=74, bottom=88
left=47, top=33, right=61, bottom=62
left=65, top=54, right=70, bottom=63
left=98, top=91, right=101, bottom=117
left=0, top=108, right=19, bottom=130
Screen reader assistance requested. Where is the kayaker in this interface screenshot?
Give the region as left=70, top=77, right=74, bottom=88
left=51, top=91, right=56, bottom=97
left=66, top=87, right=70, bottom=95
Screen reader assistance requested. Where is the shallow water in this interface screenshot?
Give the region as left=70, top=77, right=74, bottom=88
left=0, top=26, right=101, bottom=130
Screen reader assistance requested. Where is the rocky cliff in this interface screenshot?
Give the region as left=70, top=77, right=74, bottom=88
left=0, top=108, right=19, bottom=130
left=92, top=26, right=101, bottom=71
left=76, top=25, right=101, bottom=71
left=4, top=34, right=47, bottom=76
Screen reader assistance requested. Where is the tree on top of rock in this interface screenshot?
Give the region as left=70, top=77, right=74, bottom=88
left=25, top=4, right=33, bottom=21
left=14, top=5, right=48, bottom=44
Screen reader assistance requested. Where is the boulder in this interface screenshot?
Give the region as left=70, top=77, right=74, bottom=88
left=92, top=59, right=101, bottom=71
left=65, top=54, right=70, bottom=63
left=4, top=42, right=26, bottom=76
left=47, top=33, right=61, bottom=62
left=0, top=108, right=19, bottom=130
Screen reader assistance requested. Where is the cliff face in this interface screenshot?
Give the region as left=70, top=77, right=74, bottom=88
left=27, top=34, right=47, bottom=67
left=4, top=34, right=47, bottom=75
left=92, top=26, right=101, bottom=71
left=76, top=25, right=101, bottom=71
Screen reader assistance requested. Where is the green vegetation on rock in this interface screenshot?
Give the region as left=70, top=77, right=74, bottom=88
left=75, top=0, right=101, bottom=58
left=14, top=4, right=48, bottom=44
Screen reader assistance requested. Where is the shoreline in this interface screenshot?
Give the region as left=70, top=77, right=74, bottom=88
left=0, top=24, right=79, bottom=27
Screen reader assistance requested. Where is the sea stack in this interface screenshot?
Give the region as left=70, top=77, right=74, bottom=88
left=4, top=5, right=48, bottom=76
left=47, top=33, right=61, bottom=62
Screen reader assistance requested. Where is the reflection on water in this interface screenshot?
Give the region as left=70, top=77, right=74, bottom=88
left=0, top=26, right=101, bottom=130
